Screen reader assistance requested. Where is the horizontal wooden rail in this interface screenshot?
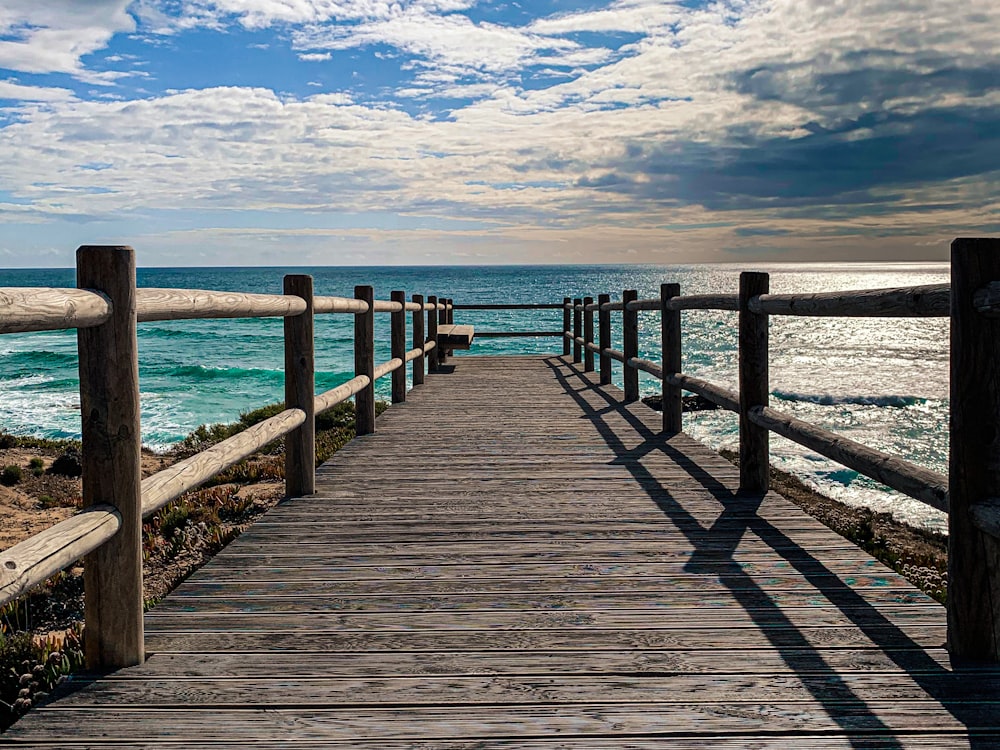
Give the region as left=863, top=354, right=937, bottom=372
left=423, top=339, right=437, bottom=353
left=0, top=505, right=121, bottom=608
left=140, top=408, right=306, bottom=518
left=0, top=287, right=111, bottom=333
left=313, top=296, right=369, bottom=314
left=623, top=354, right=946, bottom=508
left=315, top=375, right=370, bottom=414
left=628, top=356, right=663, bottom=378
left=751, top=284, right=949, bottom=317
left=668, top=372, right=741, bottom=412
left=749, top=404, right=948, bottom=511
left=606, top=347, right=626, bottom=363
left=373, top=357, right=403, bottom=380
left=372, top=300, right=404, bottom=313
left=404, top=347, right=423, bottom=363
left=624, top=295, right=740, bottom=312
left=454, top=303, right=564, bottom=310
left=135, top=288, right=306, bottom=322
left=476, top=331, right=563, bottom=338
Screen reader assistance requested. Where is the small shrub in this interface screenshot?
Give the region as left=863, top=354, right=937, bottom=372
left=49, top=450, right=81, bottom=478
left=158, top=504, right=191, bottom=540
left=1, top=465, right=22, bottom=486
left=28, top=457, right=44, bottom=477
left=0, top=432, right=16, bottom=449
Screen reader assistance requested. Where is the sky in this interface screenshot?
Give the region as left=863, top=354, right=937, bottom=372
left=0, top=0, right=997, bottom=267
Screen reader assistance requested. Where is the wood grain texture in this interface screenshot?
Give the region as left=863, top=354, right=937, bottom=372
left=283, top=274, right=315, bottom=497
left=0, top=505, right=120, bottom=607
left=390, top=290, right=406, bottom=403
left=752, top=283, right=949, bottom=317
left=427, top=295, right=439, bottom=371
left=141, top=408, right=306, bottom=517
left=313, top=296, right=368, bottom=314
left=76, top=245, right=144, bottom=669
left=315, top=375, right=370, bottom=414
left=354, top=285, right=375, bottom=435
left=0, top=287, right=110, bottom=333
left=372, top=300, right=404, bottom=313
left=8, top=354, right=994, bottom=746
left=136, top=287, right=306, bottom=321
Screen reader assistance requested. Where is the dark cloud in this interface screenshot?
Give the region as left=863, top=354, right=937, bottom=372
left=579, top=105, right=1000, bottom=213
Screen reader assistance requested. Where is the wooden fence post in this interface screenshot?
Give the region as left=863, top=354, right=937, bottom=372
left=583, top=296, right=595, bottom=372
left=661, top=282, right=682, bottom=434
left=427, top=295, right=439, bottom=371
left=438, top=297, right=449, bottom=365
left=412, top=294, right=425, bottom=386
left=623, top=289, right=639, bottom=402
left=598, top=293, right=611, bottom=385
left=283, top=274, right=315, bottom=497
left=739, top=271, right=769, bottom=492
left=354, top=285, right=375, bottom=435
left=76, top=245, right=143, bottom=669
left=573, top=298, right=582, bottom=364
left=447, top=298, right=454, bottom=325
left=391, top=290, right=406, bottom=404
left=563, top=297, right=571, bottom=356
left=949, top=237, right=1000, bottom=660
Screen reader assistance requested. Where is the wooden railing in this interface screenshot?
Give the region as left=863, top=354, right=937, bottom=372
left=0, top=245, right=452, bottom=669
left=559, top=237, right=1000, bottom=661
left=4, top=239, right=1000, bottom=665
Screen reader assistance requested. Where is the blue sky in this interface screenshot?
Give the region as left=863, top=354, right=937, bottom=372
left=0, top=0, right=997, bottom=267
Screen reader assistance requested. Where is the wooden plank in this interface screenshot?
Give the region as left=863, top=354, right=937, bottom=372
left=20, top=703, right=992, bottom=741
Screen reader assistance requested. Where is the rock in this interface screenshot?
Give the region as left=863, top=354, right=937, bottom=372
left=642, top=394, right=719, bottom=412
left=49, top=449, right=82, bottom=477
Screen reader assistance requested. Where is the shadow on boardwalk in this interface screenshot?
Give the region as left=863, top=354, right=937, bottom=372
left=548, top=356, right=1000, bottom=749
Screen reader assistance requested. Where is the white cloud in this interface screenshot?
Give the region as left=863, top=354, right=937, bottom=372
left=0, top=0, right=135, bottom=79
left=0, top=80, right=76, bottom=102
left=298, top=52, right=331, bottom=61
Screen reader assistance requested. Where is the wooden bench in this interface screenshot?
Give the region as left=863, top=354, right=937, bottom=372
left=437, top=324, right=475, bottom=350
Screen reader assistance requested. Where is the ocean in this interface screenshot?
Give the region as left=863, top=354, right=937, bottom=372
left=0, top=263, right=950, bottom=533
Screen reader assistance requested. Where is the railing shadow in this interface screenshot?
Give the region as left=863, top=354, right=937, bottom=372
left=545, top=355, right=1000, bottom=748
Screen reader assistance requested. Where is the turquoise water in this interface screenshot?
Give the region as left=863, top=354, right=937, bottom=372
left=0, top=263, right=950, bottom=532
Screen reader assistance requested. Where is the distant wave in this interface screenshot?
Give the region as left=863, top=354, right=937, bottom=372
left=772, top=390, right=926, bottom=408
left=157, top=364, right=282, bottom=382
left=140, top=326, right=283, bottom=344
left=0, top=349, right=77, bottom=369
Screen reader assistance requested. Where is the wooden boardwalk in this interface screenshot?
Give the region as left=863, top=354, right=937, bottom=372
left=6, top=355, right=1000, bottom=747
